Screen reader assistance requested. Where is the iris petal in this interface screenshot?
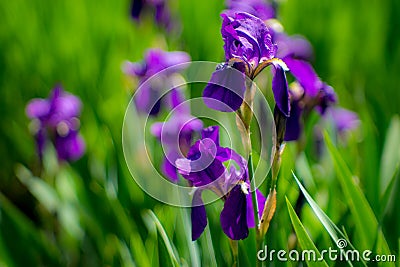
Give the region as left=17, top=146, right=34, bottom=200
left=272, top=63, right=290, bottom=117
left=283, top=57, right=321, bottom=97
left=201, top=126, right=220, bottom=147
left=161, top=155, right=178, bottom=182
left=203, top=64, right=246, bottom=112
left=284, top=100, right=303, bottom=141
left=191, top=190, right=208, bottom=241
left=220, top=185, right=249, bottom=240
left=246, top=189, right=267, bottom=228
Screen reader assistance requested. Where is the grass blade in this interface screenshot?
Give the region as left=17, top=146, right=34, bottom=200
left=292, top=171, right=363, bottom=267
left=144, top=210, right=180, bottom=267
left=379, top=116, right=400, bottom=197
left=286, top=197, right=329, bottom=267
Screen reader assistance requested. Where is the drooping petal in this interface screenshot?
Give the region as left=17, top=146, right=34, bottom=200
left=130, top=0, right=144, bottom=20
left=161, top=155, right=178, bottom=182
left=284, top=100, right=303, bottom=141
left=246, top=189, right=267, bottom=228
left=134, top=84, right=162, bottom=116
left=316, top=83, right=337, bottom=114
left=201, top=125, right=220, bottom=147
left=272, top=63, right=290, bottom=117
left=191, top=190, right=207, bottom=241
left=55, top=131, right=85, bottom=161
left=153, top=1, right=171, bottom=29
left=122, top=60, right=146, bottom=77
left=283, top=57, right=322, bottom=97
left=220, top=185, right=249, bottom=240
left=168, top=88, right=187, bottom=111
left=203, top=64, right=246, bottom=112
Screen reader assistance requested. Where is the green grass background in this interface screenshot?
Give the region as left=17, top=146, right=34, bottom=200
left=0, top=0, right=399, bottom=266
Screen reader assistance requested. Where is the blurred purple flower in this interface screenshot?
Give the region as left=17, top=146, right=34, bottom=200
left=283, top=81, right=337, bottom=141
left=284, top=98, right=303, bottom=141
left=123, top=48, right=190, bottom=116
left=327, top=107, right=360, bottom=134
left=176, top=126, right=265, bottom=240
left=130, top=0, right=172, bottom=30
left=270, top=32, right=339, bottom=141
left=26, top=85, right=85, bottom=162
left=151, top=104, right=203, bottom=182
left=274, top=32, right=314, bottom=62
left=203, top=12, right=290, bottom=116
left=225, top=0, right=276, bottom=21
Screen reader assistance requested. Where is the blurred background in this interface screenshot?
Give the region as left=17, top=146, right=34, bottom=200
left=0, top=0, right=399, bottom=266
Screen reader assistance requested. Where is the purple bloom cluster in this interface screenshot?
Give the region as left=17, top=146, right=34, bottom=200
left=211, top=0, right=359, bottom=141
left=123, top=48, right=190, bottom=116
left=26, top=85, right=85, bottom=162
left=176, top=126, right=266, bottom=240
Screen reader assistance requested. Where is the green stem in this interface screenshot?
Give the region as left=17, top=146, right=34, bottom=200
left=229, top=239, right=239, bottom=267
left=270, top=147, right=281, bottom=190
left=248, top=153, right=259, bottom=230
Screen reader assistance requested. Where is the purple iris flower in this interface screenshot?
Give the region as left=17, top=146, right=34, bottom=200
left=130, top=0, right=172, bottom=30
left=26, top=85, right=85, bottom=162
left=225, top=0, right=276, bottom=21
left=203, top=12, right=290, bottom=117
left=175, top=126, right=266, bottom=240
left=123, top=48, right=190, bottom=116
left=151, top=103, right=203, bottom=182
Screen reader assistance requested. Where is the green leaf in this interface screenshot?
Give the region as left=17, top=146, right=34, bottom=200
left=117, top=239, right=136, bottom=267
left=324, top=132, right=393, bottom=262
left=143, top=210, right=181, bottom=267
left=380, top=115, right=400, bottom=197
left=286, top=197, right=329, bottom=267
left=129, top=232, right=152, bottom=267
left=380, top=164, right=399, bottom=218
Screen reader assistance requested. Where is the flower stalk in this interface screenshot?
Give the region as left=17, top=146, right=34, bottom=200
left=258, top=106, right=286, bottom=240
left=236, top=79, right=263, bottom=261
left=229, top=239, right=239, bottom=267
